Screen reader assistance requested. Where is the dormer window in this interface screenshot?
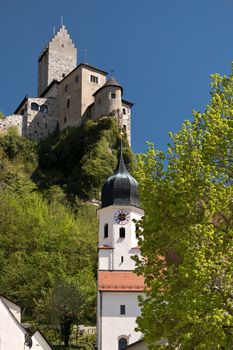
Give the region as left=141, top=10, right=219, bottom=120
left=111, top=93, right=116, bottom=99
left=104, top=224, right=108, bottom=238
left=119, top=227, right=125, bottom=238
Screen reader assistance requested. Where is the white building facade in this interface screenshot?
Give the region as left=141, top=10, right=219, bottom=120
left=0, top=295, right=53, bottom=350
left=97, top=145, right=145, bottom=350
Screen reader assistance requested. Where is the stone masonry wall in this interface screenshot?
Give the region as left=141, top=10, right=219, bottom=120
left=0, top=115, right=23, bottom=135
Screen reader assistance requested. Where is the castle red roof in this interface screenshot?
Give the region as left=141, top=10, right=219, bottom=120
left=98, top=271, right=145, bottom=291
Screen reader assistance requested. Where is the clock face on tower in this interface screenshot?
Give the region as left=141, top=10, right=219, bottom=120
left=114, top=210, right=130, bottom=225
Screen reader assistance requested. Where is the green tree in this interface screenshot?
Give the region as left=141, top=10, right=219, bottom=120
left=135, top=68, right=233, bottom=349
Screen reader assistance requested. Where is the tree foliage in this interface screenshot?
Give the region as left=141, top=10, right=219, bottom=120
left=135, top=68, right=233, bottom=349
left=38, top=116, right=133, bottom=200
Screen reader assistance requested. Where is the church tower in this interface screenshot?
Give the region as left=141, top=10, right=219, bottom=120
left=37, top=25, right=77, bottom=96
left=97, top=143, right=145, bottom=350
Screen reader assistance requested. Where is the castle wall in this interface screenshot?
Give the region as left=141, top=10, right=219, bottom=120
left=81, top=67, right=107, bottom=118
left=0, top=115, right=23, bottom=135
left=59, top=67, right=82, bottom=130
left=93, top=86, right=122, bottom=118
left=25, top=97, right=58, bottom=139
left=121, top=102, right=131, bottom=145
left=38, top=50, right=49, bottom=97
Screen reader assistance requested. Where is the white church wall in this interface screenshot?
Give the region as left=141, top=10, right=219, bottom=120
left=97, top=205, right=144, bottom=271
left=1, top=296, right=21, bottom=323
left=0, top=298, right=29, bottom=350
left=99, top=291, right=143, bottom=350
left=31, top=330, right=53, bottom=350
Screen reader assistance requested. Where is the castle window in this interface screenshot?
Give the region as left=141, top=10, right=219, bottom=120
left=64, top=117, right=67, bottom=123
left=119, top=227, right=125, bottom=238
left=45, top=123, right=47, bottom=129
left=104, top=224, right=108, bottom=238
left=121, top=256, right=124, bottom=263
left=123, top=108, right=126, bottom=115
left=123, top=125, right=126, bottom=131
left=75, top=75, right=79, bottom=83
left=65, top=84, right=68, bottom=92
left=120, top=305, right=126, bottom=315
left=118, top=337, right=127, bottom=350
left=111, top=93, right=116, bottom=99
left=67, top=99, right=70, bottom=109
left=31, top=102, right=39, bottom=111
left=90, top=75, right=99, bottom=84
left=40, top=105, right=48, bottom=113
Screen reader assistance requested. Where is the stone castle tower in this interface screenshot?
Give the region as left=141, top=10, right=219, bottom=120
left=0, top=25, right=133, bottom=145
left=38, top=25, right=77, bottom=96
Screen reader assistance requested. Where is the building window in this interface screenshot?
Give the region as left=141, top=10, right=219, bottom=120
left=121, top=256, right=124, bottom=263
left=119, top=227, right=125, bottom=238
left=64, top=117, right=67, bottom=123
left=40, top=104, right=48, bottom=113
left=123, top=108, right=126, bottom=115
left=90, top=75, right=99, bottom=84
left=136, top=223, right=140, bottom=239
left=31, top=102, right=39, bottom=111
left=111, top=93, right=116, bottom=99
left=123, top=125, right=126, bottom=131
left=120, top=305, right=126, bottom=315
left=45, top=123, right=47, bottom=129
left=65, top=84, right=68, bottom=92
left=75, top=75, right=79, bottom=83
left=104, top=224, right=108, bottom=238
left=118, top=337, right=127, bottom=350
left=67, top=99, right=70, bottom=109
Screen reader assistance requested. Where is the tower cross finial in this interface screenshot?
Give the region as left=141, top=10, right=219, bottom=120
left=61, top=16, right=63, bottom=26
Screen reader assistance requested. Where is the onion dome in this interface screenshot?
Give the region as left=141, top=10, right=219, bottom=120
left=93, top=76, right=123, bottom=96
left=101, top=142, right=140, bottom=208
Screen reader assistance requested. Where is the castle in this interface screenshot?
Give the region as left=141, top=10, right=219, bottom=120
left=0, top=25, right=133, bottom=144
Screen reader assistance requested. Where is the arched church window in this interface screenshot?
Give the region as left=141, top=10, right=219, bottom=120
left=104, top=224, right=108, bottom=238
left=118, top=337, right=127, bottom=350
left=31, top=102, right=39, bottom=111
left=40, top=104, right=48, bottom=113
left=119, top=227, right=125, bottom=238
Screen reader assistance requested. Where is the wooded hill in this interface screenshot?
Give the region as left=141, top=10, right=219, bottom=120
left=0, top=116, right=133, bottom=345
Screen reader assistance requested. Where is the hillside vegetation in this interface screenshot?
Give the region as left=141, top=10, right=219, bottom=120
left=0, top=117, right=132, bottom=345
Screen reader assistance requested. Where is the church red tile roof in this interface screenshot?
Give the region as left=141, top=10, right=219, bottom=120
left=98, top=271, right=145, bottom=291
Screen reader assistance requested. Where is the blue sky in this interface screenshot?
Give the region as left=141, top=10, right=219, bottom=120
left=1, top=0, right=233, bottom=153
